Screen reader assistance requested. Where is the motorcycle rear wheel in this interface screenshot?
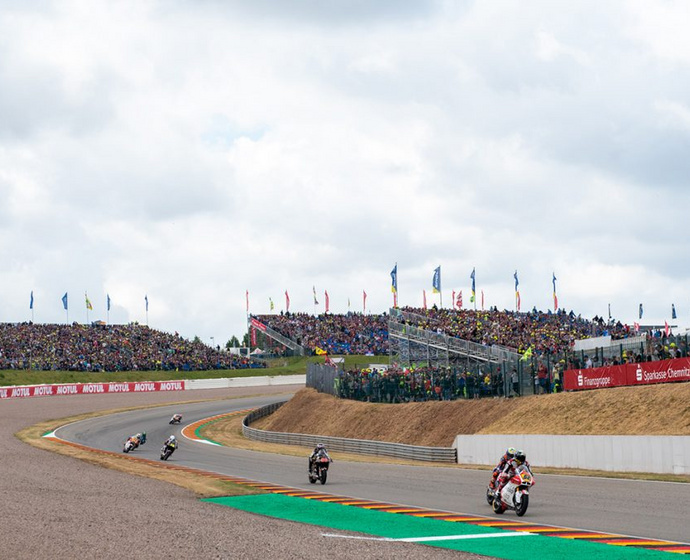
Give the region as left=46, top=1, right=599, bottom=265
left=515, top=495, right=529, bottom=517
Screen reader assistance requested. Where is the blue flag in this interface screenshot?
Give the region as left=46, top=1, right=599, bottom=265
left=672, top=303, right=677, bottom=319
left=470, top=268, right=476, bottom=302
left=432, top=266, right=441, bottom=294
left=639, top=303, right=643, bottom=319
left=513, top=271, right=519, bottom=292
left=145, top=295, right=149, bottom=312
left=390, top=264, right=397, bottom=294
left=107, top=294, right=111, bottom=311
left=62, top=292, right=68, bottom=310
left=30, top=291, right=34, bottom=310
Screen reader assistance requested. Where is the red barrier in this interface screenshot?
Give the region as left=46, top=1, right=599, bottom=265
left=0, top=380, right=186, bottom=400
left=564, top=357, right=690, bottom=391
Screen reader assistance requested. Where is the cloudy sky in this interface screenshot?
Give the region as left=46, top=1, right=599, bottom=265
left=2, top=0, right=689, bottom=345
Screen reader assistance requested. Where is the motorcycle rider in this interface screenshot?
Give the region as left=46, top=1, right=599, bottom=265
left=171, top=414, right=182, bottom=424
left=495, top=450, right=530, bottom=498
left=308, top=443, right=332, bottom=475
left=489, top=447, right=516, bottom=490
left=164, top=434, right=177, bottom=448
left=139, top=431, right=147, bottom=445
left=126, top=434, right=141, bottom=448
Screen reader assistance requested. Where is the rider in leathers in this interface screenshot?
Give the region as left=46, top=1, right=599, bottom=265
left=495, top=450, right=530, bottom=498
left=490, top=447, right=516, bottom=490
left=308, top=443, right=332, bottom=475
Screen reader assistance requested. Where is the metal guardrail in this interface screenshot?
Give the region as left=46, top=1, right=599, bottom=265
left=242, top=401, right=457, bottom=463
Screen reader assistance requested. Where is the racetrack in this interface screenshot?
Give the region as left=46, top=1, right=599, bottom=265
left=4, top=386, right=475, bottom=560
left=55, top=397, right=690, bottom=545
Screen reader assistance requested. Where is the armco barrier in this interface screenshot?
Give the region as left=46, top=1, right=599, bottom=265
left=454, top=434, right=690, bottom=475
left=564, top=357, right=690, bottom=391
left=0, top=375, right=306, bottom=400
left=242, top=401, right=457, bottom=463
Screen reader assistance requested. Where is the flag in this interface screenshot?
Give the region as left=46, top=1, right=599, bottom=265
left=633, top=321, right=640, bottom=333
left=107, top=294, right=111, bottom=311
left=347, top=297, right=351, bottom=310
left=85, top=292, right=93, bottom=311
left=520, top=345, right=533, bottom=362
left=452, top=290, right=455, bottom=309
left=62, top=292, right=68, bottom=310
left=246, top=290, right=249, bottom=313
left=456, top=290, right=462, bottom=308
left=423, top=289, right=427, bottom=309
left=481, top=289, right=484, bottom=310
left=363, top=290, right=367, bottom=312
left=30, top=291, right=34, bottom=310
left=145, top=295, right=149, bottom=312
left=608, top=303, right=611, bottom=320
left=470, top=268, right=476, bottom=303
left=552, top=272, right=558, bottom=311
left=391, top=264, right=397, bottom=293
left=639, top=303, right=643, bottom=319
left=315, top=347, right=327, bottom=356
left=313, top=286, right=318, bottom=305
left=432, top=266, right=441, bottom=294
left=514, top=270, right=520, bottom=311
left=285, top=290, right=290, bottom=312
left=269, top=297, right=274, bottom=311
left=665, top=321, right=670, bottom=337
left=325, top=290, right=329, bottom=313
left=672, top=303, right=677, bottom=319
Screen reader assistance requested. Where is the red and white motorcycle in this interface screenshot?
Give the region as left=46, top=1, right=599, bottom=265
left=492, top=464, right=535, bottom=516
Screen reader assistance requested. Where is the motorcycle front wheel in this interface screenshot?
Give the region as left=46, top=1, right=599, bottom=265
left=515, top=494, right=529, bottom=517
left=319, top=469, right=327, bottom=485
left=486, top=487, right=494, bottom=505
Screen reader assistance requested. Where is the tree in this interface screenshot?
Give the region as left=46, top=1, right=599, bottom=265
left=226, top=336, right=240, bottom=350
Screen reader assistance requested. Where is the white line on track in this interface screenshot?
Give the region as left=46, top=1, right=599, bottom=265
left=322, top=532, right=534, bottom=542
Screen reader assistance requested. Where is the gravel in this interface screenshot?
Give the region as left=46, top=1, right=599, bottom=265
left=1, top=386, right=487, bottom=559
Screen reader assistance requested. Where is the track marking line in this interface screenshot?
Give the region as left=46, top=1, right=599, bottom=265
left=322, top=531, right=535, bottom=543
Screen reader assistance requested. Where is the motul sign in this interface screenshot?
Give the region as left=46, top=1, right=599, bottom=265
left=0, top=381, right=187, bottom=399
left=564, top=357, right=690, bottom=391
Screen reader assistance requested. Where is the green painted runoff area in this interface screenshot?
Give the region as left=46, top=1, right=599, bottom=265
left=205, top=494, right=676, bottom=559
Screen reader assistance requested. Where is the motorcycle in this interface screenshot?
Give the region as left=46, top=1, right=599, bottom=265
left=169, top=414, right=182, bottom=425
left=123, top=438, right=138, bottom=453
left=308, top=453, right=331, bottom=485
left=492, top=464, right=535, bottom=516
left=160, top=441, right=177, bottom=461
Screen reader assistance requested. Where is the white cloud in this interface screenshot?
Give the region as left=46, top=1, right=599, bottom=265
left=1, top=0, right=689, bottom=345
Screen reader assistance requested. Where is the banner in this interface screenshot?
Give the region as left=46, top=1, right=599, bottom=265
left=0, top=380, right=185, bottom=400
left=250, top=318, right=267, bottom=332
left=564, top=357, right=690, bottom=391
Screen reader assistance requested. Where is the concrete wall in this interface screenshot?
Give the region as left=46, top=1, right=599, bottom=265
left=454, top=434, right=690, bottom=475
left=185, top=374, right=305, bottom=390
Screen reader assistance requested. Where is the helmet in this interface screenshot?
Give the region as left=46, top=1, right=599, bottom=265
left=169, top=435, right=176, bottom=441
left=514, top=450, right=526, bottom=465
left=316, top=443, right=325, bottom=450
left=135, top=433, right=141, bottom=438
left=142, top=432, right=146, bottom=437
left=506, top=447, right=516, bottom=458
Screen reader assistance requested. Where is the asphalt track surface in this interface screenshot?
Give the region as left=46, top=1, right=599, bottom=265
left=56, top=396, right=690, bottom=545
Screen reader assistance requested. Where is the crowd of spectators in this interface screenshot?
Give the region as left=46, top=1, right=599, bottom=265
left=254, top=312, right=388, bottom=355
left=334, top=365, right=529, bottom=403
left=0, top=322, right=265, bottom=372
left=254, top=307, right=638, bottom=357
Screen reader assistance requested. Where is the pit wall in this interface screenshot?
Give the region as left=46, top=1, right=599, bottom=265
left=0, top=375, right=305, bottom=400
left=454, top=434, right=690, bottom=475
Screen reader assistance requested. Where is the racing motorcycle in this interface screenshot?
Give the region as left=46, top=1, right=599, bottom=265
left=308, top=453, right=331, bottom=485
left=160, top=441, right=177, bottom=461
left=491, top=464, right=535, bottom=516
left=169, top=414, right=182, bottom=425
left=123, top=437, right=139, bottom=453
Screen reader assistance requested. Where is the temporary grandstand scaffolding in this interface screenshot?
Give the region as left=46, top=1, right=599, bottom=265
left=248, top=316, right=306, bottom=356
left=388, top=308, right=530, bottom=395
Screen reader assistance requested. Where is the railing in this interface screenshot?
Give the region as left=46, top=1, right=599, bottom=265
left=242, top=402, right=457, bottom=463
left=249, top=317, right=306, bottom=356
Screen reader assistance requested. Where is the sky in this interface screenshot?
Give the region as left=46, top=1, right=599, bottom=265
left=2, top=0, right=690, bottom=346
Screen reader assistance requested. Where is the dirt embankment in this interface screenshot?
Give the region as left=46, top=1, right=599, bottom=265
left=254, top=383, right=690, bottom=447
